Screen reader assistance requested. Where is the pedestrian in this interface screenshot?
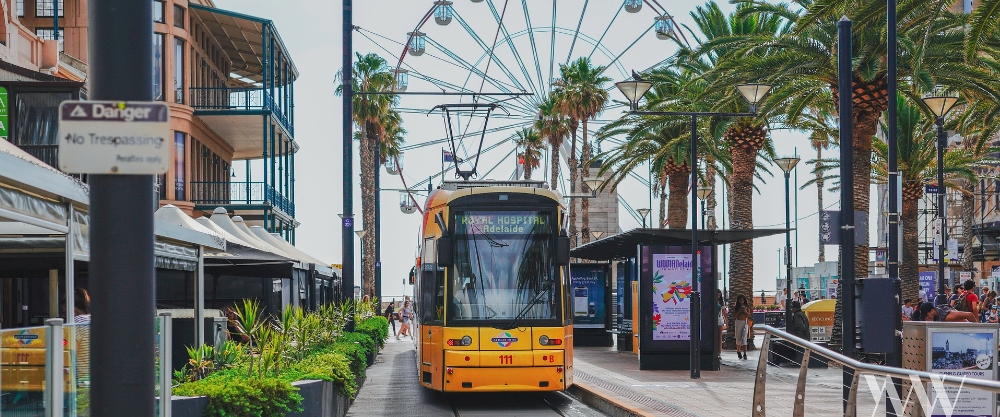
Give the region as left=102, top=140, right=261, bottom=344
left=733, top=295, right=751, bottom=360
left=901, top=299, right=914, bottom=321
left=73, top=288, right=91, bottom=324
left=717, top=290, right=728, bottom=361
left=949, top=285, right=962, bottom=306
left=988, top=304, right=999, bottom=324
left=780, top=288, right=788, bottom=310
left=224, top=306, right=250, bottom=343
left=786, top=301, right=810, bottom=341
left=954, top=280, right=979, bottom=318
left=384, top=299, right=397, bottom=338
left=397, top=300, right=413, bottom=340
left=913, top=302, right=978, bottom=322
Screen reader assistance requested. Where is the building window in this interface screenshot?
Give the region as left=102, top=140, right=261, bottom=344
left=34, top=29, right=64, bottom=52
left=153, top=0, right=165, bottom=23
left=175, top=132, right=186, bottom=200
left=153, top=33, right=164, bottom=101
left=174, top=38, right=184, bottom=103
left=173, top=5, right=185, bottom=28
left=35, top=0, right=63, bottom=17
left=16, top=0, right=24, bottom=17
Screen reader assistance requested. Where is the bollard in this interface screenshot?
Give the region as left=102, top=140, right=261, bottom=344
left=45, top=318, right=64, bottom=417
left=158, top=312, right=173, bottom=417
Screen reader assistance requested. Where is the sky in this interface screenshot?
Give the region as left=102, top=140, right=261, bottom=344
left=214, top=0, right=879, bottom=300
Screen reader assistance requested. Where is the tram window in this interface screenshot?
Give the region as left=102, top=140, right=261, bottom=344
left=450, top=210, right=559, bottom=321
left=420, top=238, right=445, bottom=323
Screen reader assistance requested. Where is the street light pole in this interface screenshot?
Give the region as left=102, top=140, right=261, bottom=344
left=341, top=0, right=356, bottom=330
left=615, top=75, right=773, bottom=380
left=775, top=157, right=800, bottom=327
left=88, top=0, right=155, bottom=414
left=921, top=93, right=958, bottom=305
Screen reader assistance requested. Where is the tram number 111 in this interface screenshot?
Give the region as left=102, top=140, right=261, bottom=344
left=498, top=354, right=513, bottom=365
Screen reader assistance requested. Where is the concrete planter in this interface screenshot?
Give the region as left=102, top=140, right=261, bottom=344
left=171, top=395, right=209, bottom=417
left=171, top=380, right=355, bottom=417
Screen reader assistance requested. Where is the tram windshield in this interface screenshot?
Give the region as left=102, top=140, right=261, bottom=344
left=450, top=210, right=558, bottom=322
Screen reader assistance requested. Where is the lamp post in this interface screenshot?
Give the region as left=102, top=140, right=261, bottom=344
left=616, top=75, right=773, bottom=379
left=637, top=208, right=651, bottom=228
left=922, top=93, right=959, bottom=306
left=696, top=186, right=711, bottom=229
left=774, top=156, right=800, bottom=327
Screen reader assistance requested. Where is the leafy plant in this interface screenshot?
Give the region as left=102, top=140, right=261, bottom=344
left=174, top=369, right=303, bottom=417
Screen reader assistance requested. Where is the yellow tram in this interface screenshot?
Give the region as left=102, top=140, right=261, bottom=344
left=414, top=181, right=573, bottom=392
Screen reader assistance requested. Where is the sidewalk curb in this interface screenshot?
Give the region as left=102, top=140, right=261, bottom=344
left=567, top=381, right=658, bottom=417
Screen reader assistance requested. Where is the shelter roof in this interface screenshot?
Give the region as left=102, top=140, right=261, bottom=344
left=189, top=4, right=298, bottom=85
left=571, top=228, right=792, bottom=261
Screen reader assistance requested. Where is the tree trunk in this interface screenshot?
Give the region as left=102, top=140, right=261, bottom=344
left=524, top=160, right=533, bottom=181
left=667, top=168, right=689, bottom=229
left=725, top=145, right=757, bottom=350
left=658, top=175, right=667, bottom=228
left=581, top=137, right=591, bottom=245
left=901, top=181, right=923, bottom=303
left=568, top=121, right=579, bottom=247
left=962, top=180, right=976, bottom=277
left=551, top=143, right=560, bottom=192
left=359, top=121, right=378, bottom=297
left=816, top=146, right=825, bottom=262
left=705, top=163, right=717, bottom=230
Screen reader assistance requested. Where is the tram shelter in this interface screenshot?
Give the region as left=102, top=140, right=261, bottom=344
left=571, top=228, right=789, bottom=371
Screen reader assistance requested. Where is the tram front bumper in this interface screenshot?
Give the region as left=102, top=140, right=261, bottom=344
left=442, top=365, right=566, bottom=392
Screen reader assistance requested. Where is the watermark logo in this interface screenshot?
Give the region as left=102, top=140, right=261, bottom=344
left=863, top=374, right=965, bottom=417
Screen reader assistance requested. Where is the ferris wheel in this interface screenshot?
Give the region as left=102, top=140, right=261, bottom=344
left=355, top=0, right=688, bottom=218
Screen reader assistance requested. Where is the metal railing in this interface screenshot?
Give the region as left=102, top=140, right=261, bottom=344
left=188, top=86, right=293, bottom=136
left=753, top=325, right=1000, bottom=417
left=190, top=181, right=295, bottom=216
left=16, top=144, right=59, bottom=167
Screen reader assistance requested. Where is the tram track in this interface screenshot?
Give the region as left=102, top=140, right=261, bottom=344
left=448, top=390, right=603, bottom=416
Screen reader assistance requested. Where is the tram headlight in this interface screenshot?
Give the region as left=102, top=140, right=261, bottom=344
left=461, top=335, right=472, bottom=346
left=539, top=335, right=549, bottom=345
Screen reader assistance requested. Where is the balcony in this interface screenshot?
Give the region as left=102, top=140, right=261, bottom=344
left=189, top=86, right=291, bottom=136
left=190, top=181, right=294, bottom=217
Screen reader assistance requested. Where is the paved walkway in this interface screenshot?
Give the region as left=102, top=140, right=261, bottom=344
left=572, top=343, right=881, bottom=417
left=347, top=336, right=454, bottom=416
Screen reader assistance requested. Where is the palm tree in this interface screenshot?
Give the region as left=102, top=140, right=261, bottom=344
left=513, top=128, right=544, bottom=180
left=555, top=57, right=611, bottom=245
left=535, top=97, right=571, bottom=191
left=336, top=52, right=398, bottom=298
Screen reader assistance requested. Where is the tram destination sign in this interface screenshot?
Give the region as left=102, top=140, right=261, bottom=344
left=57, top=101, right=170, bottom=174
left=457, top=212, right=547, bottom=234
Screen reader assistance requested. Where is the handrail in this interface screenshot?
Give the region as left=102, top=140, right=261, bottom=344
left=753, top=325, right=1000, bottom=417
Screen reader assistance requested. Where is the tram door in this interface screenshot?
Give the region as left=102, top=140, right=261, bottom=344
left=420, top=237, right=435, bottom=367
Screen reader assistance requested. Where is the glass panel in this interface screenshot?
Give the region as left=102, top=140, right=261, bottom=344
left=174, top=132, right=186, bottom=200
left=153, top=34, right=165, bottom=101
left=35, top=0, right=63, bottom=17
left=66, top=323, right=85, bottom=417
left=154, top=316, right=163, bottom=417
left=14, top=91, right=72, bottom=147
left=173, top=5, right=185, bottom=28
left=1, top=326, right=51, bottom=415
left=174, top=39, right=184, bottom=103
left=451, top=211, right=557, bottom=321
left=33, top=29, right=64, bottom=52
left=153, top=0, right=164, bottom=23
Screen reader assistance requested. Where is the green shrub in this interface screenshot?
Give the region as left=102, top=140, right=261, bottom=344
left=355, top=316, right=389, bottom=350
left=174, top=369, right=303, bottom=417
left=328, top=336, right=368, bottom=378
left=283, top=351, right=358, bottom=398
left=341, top=331, right=375, bottom=357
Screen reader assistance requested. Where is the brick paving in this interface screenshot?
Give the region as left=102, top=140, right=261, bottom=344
left=572, top=343, right=887, bottom=417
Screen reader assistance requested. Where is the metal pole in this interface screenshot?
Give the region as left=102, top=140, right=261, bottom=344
left=158, top=312, right=172, bottom=417
left=886, top=0, right=904, bottom=412
left=88, top=0, right=155, bottom=414
left=341, top=0, right=356, bottom=331
left=195, top=247, right=205, bottom=348
left=701, top=200, right=706, bottom=229
left=784, top=171, right=793, bottom=327
left=838, top=16, right=857, bottom=413
left=44, top=318, right=64, bottom=417
left=937, top=119, right=947, bottom=305
left=690, top=114, right=701, bottom=379
left=53, top=0, right=58, bottom=40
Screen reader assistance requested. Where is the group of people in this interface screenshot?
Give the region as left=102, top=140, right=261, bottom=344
left=384, top=298, right=413, bottom=340
left=904, top=279, right=996, bottom=322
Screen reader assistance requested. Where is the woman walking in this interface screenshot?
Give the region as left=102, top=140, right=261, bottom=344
left=397, top=300, right=413, bottom=340
left=733, top=295, right=751, bottom=359
left=384, top=299, right=397, bottom=338
left=717, top=290, right=728, bottom=361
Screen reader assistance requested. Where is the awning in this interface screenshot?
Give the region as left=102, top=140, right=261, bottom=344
left=571, top=228, right=793, bottom=261
left=203, top=243, right=294, bottom=278
left=189, top=4, right=298, bottom=85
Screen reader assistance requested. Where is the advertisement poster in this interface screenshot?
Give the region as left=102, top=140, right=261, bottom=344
left=571, top=265, right=606, bottom=329
left=827, top=279, right=838, bottom=299
left=920, top=272, right=937, bottom=301
left=652, top=254, right=694, bottom=341
left=929, top=331, right=996, bottom=417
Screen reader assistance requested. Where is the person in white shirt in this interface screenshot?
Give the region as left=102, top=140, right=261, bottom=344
left=901, top=299, right=914, bottom=321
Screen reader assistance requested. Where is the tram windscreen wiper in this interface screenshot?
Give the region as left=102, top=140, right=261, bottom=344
left=496, top=283, right=550, bottom=330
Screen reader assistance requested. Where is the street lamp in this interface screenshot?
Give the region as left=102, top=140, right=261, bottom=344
left=922, top=92, right=959, bottom=305
left=591, top=230, right=605, bottom=240
left=696, top=186, right=711, bottom=229
left=637, top=208, right=651, bottom=228
left=616, top=73, right=773, bottom=379
left=774, top=156, right=800, bottom=327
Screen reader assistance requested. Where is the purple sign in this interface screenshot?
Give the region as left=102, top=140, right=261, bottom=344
left=343, top=218, right=353, bottom=228
left=919, top=271, right=936, bottom=301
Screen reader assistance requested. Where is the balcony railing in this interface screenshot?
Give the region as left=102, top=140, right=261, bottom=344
left=17, top=144, right=59, bottom=167
left=188, top=87, right=292, bottom=136
left=190, top=181, right=295, bottom=217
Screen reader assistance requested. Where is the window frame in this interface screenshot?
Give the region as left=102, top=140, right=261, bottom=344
left=173, top=4, right=185, bottom=28
left=35, top=0, right=63, bottom=17
left=153, top=0, right=165, bottom=23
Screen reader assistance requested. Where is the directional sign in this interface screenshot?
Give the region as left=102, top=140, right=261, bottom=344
left=57, top=101, right=170, bottom=174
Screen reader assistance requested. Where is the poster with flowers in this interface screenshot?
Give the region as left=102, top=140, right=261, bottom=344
left=652, top=253, right=694, bottom=341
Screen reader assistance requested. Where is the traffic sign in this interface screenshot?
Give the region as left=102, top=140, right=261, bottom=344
left=57, top=101, right=170, bottom=174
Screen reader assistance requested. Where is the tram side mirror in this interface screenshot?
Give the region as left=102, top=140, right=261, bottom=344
left=437, top=237, right=453, bottom=266
left=555, top=236, right=570, bottom=266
